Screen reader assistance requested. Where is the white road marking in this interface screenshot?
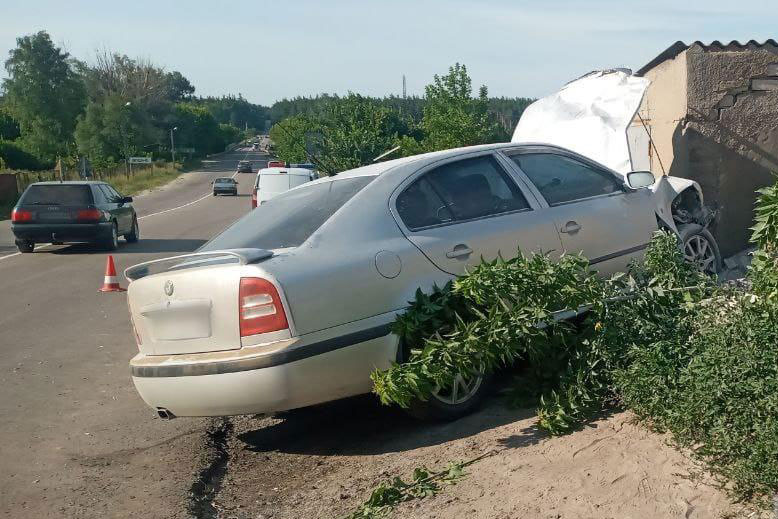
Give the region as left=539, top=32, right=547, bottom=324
left=0, top=242, right=55, bottom=261
left=137, top=152, right=247, bottom=221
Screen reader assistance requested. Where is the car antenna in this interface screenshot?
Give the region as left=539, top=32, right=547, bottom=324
left=372, top=146, right=400, bottom=163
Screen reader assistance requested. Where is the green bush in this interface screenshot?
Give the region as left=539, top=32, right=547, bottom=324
left=373, top=220, right=778, bottom=503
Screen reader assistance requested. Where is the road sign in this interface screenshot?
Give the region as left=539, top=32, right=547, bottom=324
left=128, top=157, right=152, bottom=164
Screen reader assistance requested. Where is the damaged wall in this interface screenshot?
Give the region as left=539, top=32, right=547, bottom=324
left=638, top=41, right=778, bottom=256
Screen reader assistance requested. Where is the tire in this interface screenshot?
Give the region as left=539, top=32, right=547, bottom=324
left=212, top=192, right=217, bottom=196
left=102, top=222, right=119, bottom=251
left=125, top=217, right=140, bottom=243
left=16, top=240, right=34, bottom=253
left=678, top=223, right=721, bottom=275
left=398, top=341, right=491, bottom=421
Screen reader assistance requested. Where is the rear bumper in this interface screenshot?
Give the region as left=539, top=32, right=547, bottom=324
left=130, top=324, right=396, bottom=416
left=213, top=188, right=237, bottom=194
left=11, top=222, right=112, bottom=242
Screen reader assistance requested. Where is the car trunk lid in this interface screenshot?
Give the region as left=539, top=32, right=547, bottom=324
left=126, top=249, right=273, bottom=355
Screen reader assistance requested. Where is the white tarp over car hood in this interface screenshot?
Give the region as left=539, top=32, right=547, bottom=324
left=512, top=70, right=650, bottom=175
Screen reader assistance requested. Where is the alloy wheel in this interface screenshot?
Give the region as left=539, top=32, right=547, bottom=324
left=684, top=234, right=716, bottom=274
left=431, top=372, right=484, bottom=405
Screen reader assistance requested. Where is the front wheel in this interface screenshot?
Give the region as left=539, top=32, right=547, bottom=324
left=679, top=224, right=721, bottom=275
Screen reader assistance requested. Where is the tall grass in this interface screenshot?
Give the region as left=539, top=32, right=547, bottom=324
left=110, top=166, right=181, bottom=196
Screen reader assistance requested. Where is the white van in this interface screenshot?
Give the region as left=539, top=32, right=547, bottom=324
left=251, top=167, right=314, bottom=208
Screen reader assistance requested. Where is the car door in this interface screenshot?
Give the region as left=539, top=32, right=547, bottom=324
left=503, top=150, right=657, bottom=276
left=100, top=184, right=132, bottom=233
left=390, top=153, right=563, bottom=276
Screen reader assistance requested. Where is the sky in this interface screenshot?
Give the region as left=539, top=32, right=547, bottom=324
left=2, top=0, right=777, bottom=105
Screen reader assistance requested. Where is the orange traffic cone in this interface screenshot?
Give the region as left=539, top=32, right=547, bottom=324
left=99, top=255, right=126, bottom=292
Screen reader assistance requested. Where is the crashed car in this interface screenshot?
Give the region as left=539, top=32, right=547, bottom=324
left=513, top=69, right=720, bottom=273
left=124, top=134, right=718, bottom=421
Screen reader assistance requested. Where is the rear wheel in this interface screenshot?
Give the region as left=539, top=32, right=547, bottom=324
left=212, top=191, right=217, bottom=196
left=125, top=217, right=139, bottom=243
left=16, top=240, right=34, bottom=253
left=102, top=222, right=119, bottom=251
left=406, top=369, right=491, bottom=421
left=399, top=338, right=490, bottom=421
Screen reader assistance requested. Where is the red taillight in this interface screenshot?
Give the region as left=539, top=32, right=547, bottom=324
left=239, top=277, right=288, bottom=337
left=251, top=188, right=258, bottom=209
left=77, top=208, right=102, bottom=222
left=11, top=208, right=32, bottom=222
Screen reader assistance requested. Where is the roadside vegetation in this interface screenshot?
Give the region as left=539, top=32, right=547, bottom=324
left=0, top=31, right=252, bottom=175
left=269, top=64, right=532, bottom=174
left=373, top=181, right=778, bottom=506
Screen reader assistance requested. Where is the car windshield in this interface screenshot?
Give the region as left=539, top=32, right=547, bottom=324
left=201, top=176, right=374, bottom=251
left=21, top=185, right=93, bottom=205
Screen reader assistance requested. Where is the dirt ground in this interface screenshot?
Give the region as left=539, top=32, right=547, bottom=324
left=211, top=395, right=754, bottom=519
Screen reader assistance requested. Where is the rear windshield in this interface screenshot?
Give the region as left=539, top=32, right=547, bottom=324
left=21, top=185, right=93, bottom=205
left=214, top=178, right=234, bottom=183
left=201, top=176, right=374, bottom=251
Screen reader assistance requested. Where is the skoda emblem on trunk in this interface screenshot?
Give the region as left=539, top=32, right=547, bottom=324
left=164, top=280, right=174, bottom=296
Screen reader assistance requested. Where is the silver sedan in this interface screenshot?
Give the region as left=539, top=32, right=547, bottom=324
left=125, top=143, right=718, bottom=420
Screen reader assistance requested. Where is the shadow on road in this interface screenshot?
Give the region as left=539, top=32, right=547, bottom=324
left=236, top=394, right=544, bottom=457
left=49, top=238, right=207, bottom=255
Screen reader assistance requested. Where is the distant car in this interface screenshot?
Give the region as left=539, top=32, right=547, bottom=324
left=237, top=161, right=253, bottom=173
left=267, top=160, right=286, bottom=168
left=11, top=181, right=138, bottom=253
left=251, top=167, right=314, bottom=208
left=212, top=177, right=239, bottom=196
left=126, top=142, right=719, bottom=421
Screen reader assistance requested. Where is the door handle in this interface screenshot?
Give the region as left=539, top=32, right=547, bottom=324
left=446, top=245, right=473, bottom=259
left=560, top=221, right=581, bottom=234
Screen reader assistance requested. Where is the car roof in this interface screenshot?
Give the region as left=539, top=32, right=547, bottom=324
left=29, top=181, right=107, bottom=186
left=308, top=142, right=623, bottom=187
left=258, top=167, right=312, bottom=176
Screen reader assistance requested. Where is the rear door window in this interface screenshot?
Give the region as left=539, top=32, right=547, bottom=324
left=201, top=176, right=375, bottom=251
left=508, top=153, right=622, bottom=206
left=397, top=155, right=530, bottom=229
left=21, top=185, right=93, bottom=205
left=396, top=177, right=453, bottom=230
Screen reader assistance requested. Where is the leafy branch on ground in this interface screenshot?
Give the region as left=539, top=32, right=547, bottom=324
left=342, top=452, right=492, bottom=519
left=373, top=179, right=778, bottom=505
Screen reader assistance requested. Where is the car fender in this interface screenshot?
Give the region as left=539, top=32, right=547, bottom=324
left=650, top=176, right=704, bottom=235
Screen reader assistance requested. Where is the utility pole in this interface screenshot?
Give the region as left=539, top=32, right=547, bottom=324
left=402, top=74, right=407, bottom=99
left=170, top=126, right=178, bottom=165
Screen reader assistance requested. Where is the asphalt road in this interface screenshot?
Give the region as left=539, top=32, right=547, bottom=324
left=0, top=148, right=265, bottom=518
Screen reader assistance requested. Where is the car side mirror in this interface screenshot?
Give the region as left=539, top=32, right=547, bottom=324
left=626, top=171, right=655, bottom=189
left=121, top=196, right=133, bottom=203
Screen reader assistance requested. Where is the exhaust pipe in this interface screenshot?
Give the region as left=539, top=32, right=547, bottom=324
left=156, top=407, right=176, bottom=420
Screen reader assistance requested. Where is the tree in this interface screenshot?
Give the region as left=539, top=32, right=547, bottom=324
left=165, top=71, right=195, bottom=102
left=315, top=93, right=409, bottom=172
left=171, top=103, right=226, bottom=156
left=0, top=105, right=21, bottom=141
left=416, top=63, right=501, bottom=152
left=75, top=95, right=158, bottom=167
left=2, top=31, right=86, bottom=162
left=269, top=115, right=315, bottom=164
